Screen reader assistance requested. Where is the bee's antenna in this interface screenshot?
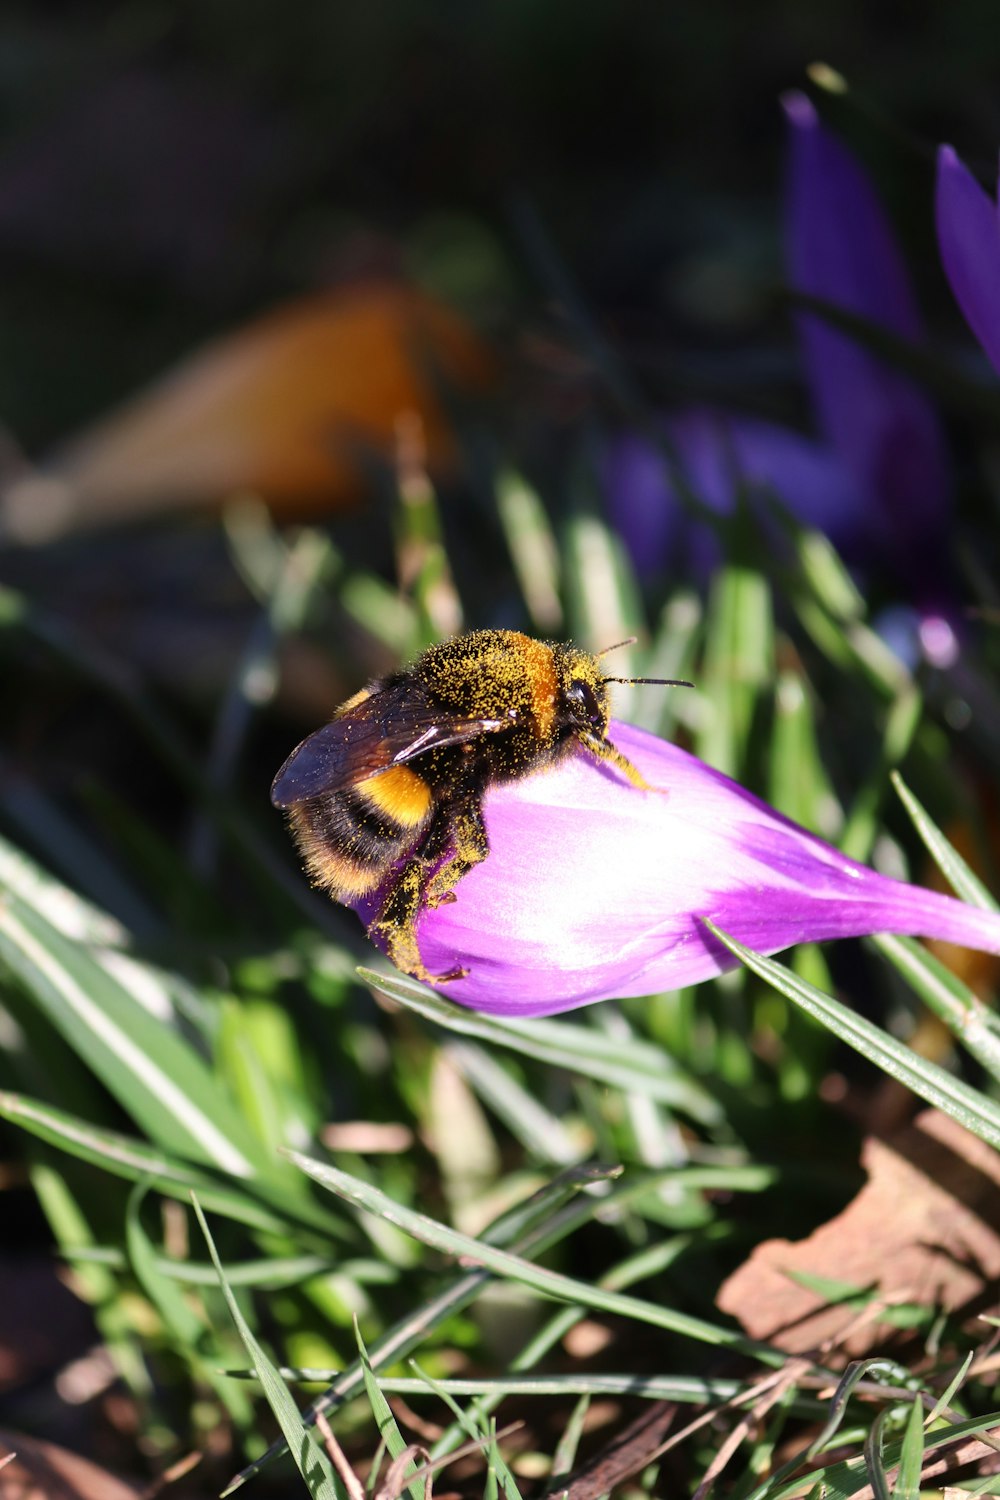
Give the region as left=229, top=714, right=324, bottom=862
left=595, top=637, right=638, bottom=658
left=603, top=676, right=694, bottom=688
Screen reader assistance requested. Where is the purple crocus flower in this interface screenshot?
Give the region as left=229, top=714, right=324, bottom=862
left=604, top=98, right=951, bottom=592
left=602, top=407, right=865, bottom=581
left=358, top=723, right=1000, bottom=1017
left=936, top=144, right=1000, bottom=375
left=784, top=92, right=950, bottom=569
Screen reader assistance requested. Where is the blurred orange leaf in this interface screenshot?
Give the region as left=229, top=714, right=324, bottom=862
left=3, top=281, right=495, bottom=541
left=0, top=1430, right=141, bottom=1499
left=717, top=1108, right=1000, bottom=1358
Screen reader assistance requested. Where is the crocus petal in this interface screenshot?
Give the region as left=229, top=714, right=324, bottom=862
left=360, top=723, right=1000, bottom=1018
left=784, top=93, right=950, bottom=556
left=602, top=407, right=864, bottom=580
left=935, top=144, right=1000, bottom=376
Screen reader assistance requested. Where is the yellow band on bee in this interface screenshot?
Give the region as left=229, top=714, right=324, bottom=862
left=359, top=764, right=434, bottom=827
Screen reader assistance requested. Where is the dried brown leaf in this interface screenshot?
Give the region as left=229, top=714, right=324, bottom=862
left=717, top=1108, right=1000, bottom=1356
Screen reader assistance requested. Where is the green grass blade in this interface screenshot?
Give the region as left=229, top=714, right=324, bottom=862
left=444, top=1040, right=581, bottom=1165
left=358, top=968, right=722, bottom=1124
left=698, top=563, right=774, bottom=777
left=496, top=470, right=563, bottom=633
left=0, top=893, right=263, bottom=1176
left=765, top=1409, right=1000, bottom=1500
left=283, top=1147, right=771, bottom=1357
left=0, top=828, right=128, bottom=946
left=863, top=1408, right=893, bottom=1500
left=552, top=1394, right=589, bottom=1479
left=630, top=589, right=702, bottom=737
left=769, top=669, right=840, bottom=834
left=354, top=1322, right=423, bottom=1500
left=873, top=934, right=1000, bottom=1080
left=891, top=772, right=999, bottom=911
left=0, top=1091, right=292, bottom=1233
left=706, top=923, right=1000, bottom=1150
left=225, top=1164, right=624, bottom=1492
left=926, top=1352, right=973, bottom=1424
left=125, top=1184, right=254, bottom=1427
left=193, top=1197, right=344, bottom=1500
left=894, top=1396, right=925, bottom=1500
left=563, top=508, right=644, bottom=673
left=840, top=683, right=922, bottom=863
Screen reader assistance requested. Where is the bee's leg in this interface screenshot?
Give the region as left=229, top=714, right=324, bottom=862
left=368, top=799, right=488, bottom=984
left=422, top=799, right=489, bottom=910
left=368, top=822, right=480, bottom=985
left=581, top=735, right=665, bottom=794
left=368, top=858, right=449, bottom=984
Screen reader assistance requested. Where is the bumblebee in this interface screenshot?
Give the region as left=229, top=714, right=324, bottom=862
left=271, top=628, right=688, bottom=982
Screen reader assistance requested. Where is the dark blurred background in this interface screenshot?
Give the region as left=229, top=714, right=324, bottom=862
left=2, top=0, right=999, bottom=450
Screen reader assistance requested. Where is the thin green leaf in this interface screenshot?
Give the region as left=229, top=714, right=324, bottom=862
left=874, top=934, right=1000, bottom=1080
left=807, top=1360, right=913, bottom=1461
left=193, top=1197, right=343, bottom=1500
left=0, top=777, right=162, bottom=939
left=551, top=1395, right=590, bottom=1478
left=563, top=509, right=644, bottom=676
left=769, top=669, right=841, bottom=834
left=0, top=893, right=261, bottom=1176
left=226, top=1164, right=626, bottom=1492
left=496, top=470, right=562, bottom=633
left=767, top=1409, right=1000, bottom=1500
left=840, top=683, right=922, bottom=863
left=891, top=771, right=999, bottom=911
left=862, top=1407, right=893, bottom=1500
left=284, top=1147, right=772, bottom=1357
left=926, top=1352, right=974, bottom=1425
left=125, top=1184, right=253, bottom=1426
left=354, top=1321, right=424, bottom=1500
left=70, top=1246, right=344, bottom=1288
left=0, top=1091, right=295, bottom=1234
left=231, top=1370, right=757, bottom=1408
left=444, top=1041, right=580, bottom=1165
left=629, top=589, right=703, bottom=737
left=30, top=1160, right=151, bottom=1400
left=0, top=828, right=128, bottom=946
left=895, top=1396, right=925, bottom=1500
left=358, top=967, right=722, bottom=1125
left=406, top=1363, right=522, bottom=1500
left=706, top=923, right=1000, bottom=1151
left=426, top=1229, right=711, bottom=1465
left=698, top=564, right=773, bottom=777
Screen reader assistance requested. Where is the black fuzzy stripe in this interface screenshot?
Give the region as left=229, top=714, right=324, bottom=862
left=301, top=790, right=413, bottom=872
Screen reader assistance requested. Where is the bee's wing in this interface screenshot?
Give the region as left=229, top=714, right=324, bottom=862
left=270, top=689, right=507, bottom=808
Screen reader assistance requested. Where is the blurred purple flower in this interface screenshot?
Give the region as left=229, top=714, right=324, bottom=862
left=936, top=144, right=1000, bottom=375
left=360, top=723, right=1000, bottom=1017
left=785, top=90, right=950, bottom=560
left=602, top=407, right=865, bottom=580
left=604, top=97, right=951, bottom=592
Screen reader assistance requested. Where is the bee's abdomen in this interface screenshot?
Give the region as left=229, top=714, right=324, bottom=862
left=289, top=766, right=433, bottom=898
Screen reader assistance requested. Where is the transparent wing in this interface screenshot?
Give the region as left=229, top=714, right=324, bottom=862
left=270, top=687, right=506, bottom=807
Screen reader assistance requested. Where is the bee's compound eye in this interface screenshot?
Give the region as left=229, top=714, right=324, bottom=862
left=567, top=678, right=603, bottom=726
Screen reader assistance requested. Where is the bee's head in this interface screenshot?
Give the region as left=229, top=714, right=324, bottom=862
left=554, top=646, right=611, bottom=737
left=553, top=638, right=692, bottom=742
